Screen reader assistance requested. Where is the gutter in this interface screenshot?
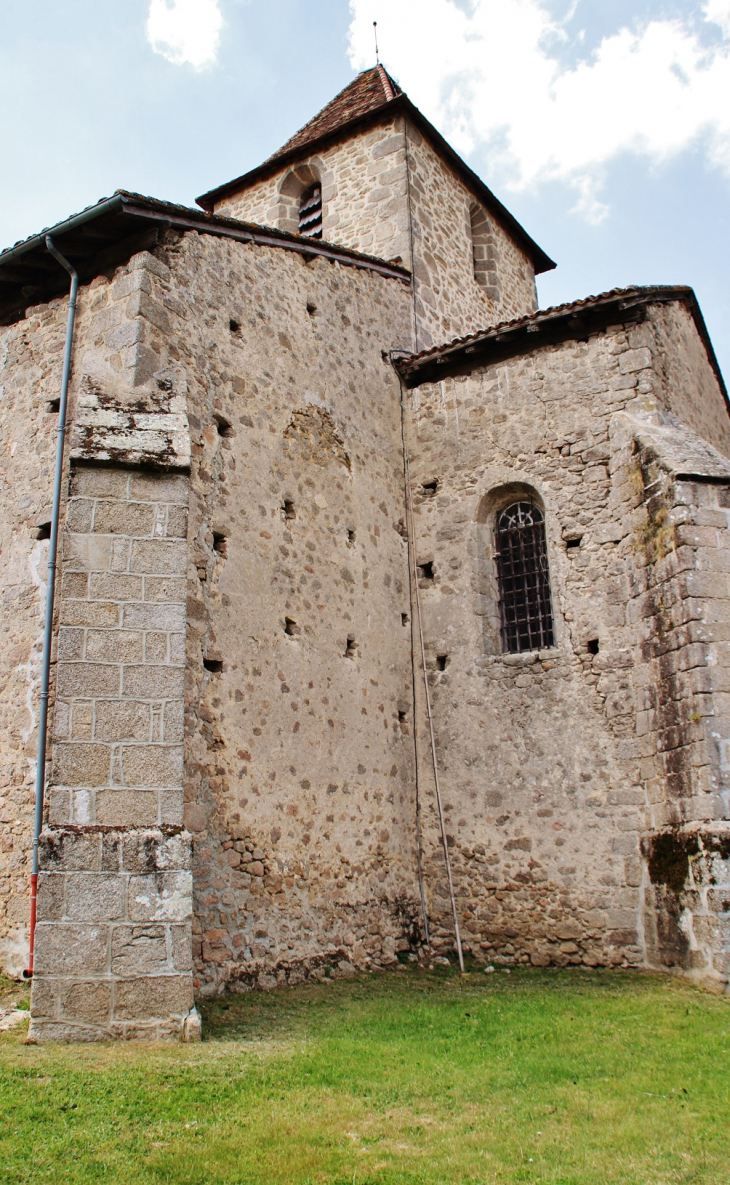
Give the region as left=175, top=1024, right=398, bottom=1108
left=24, top=236, right=79, bottom=979
left=1, top=194, right=123, bottom=267
left=0, top=192, right=411, bottom=329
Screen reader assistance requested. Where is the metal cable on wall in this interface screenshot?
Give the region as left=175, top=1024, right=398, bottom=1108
left=393, top=358, right=465, bottom=972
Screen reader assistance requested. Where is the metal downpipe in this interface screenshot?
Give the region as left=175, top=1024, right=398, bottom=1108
left=24, top=236, right=78, bottom=979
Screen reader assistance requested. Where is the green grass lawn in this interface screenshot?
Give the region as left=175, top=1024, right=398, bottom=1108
left=1, top=966, right=728, bottom=1184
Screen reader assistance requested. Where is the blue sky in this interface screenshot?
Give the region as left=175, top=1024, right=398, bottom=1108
left=2, top=0, right=729, bottom=382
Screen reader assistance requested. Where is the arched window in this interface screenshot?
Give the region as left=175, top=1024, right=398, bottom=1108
left=495, top=501, right=554, bottom=653
left=299, top=183, right=322, bottom=239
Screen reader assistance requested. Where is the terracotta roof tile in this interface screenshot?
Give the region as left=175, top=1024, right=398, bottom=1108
left=400, top=286, right=687, bottom=364
left=395, top=284, right=727, bottom=402
left=264, top=67, right=401, bottom=167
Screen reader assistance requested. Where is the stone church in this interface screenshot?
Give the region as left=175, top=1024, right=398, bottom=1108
left=1, top=66, right=729, bottom=1041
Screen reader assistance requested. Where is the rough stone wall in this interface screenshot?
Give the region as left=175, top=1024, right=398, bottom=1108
left=402, top=118, right=537, bottom=349
left=648, top=302, right=730, bottom=456
left=143, top=231, right=421, bottom=994
left=604, top=432, right=730, bottom=984
left=216, top=118, right=412, bottom=271
left=0, top=236, right=199, bottom=1035
left=404, top=301, right=730, bottom=985
left=29, top=464, right=193, bottom=1040
left=5, top=203, right=728, bottom=1039
left=214, top=114, right=538, bottom=350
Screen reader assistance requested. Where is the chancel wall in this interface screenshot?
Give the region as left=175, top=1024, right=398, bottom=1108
left=404, top=300, right=730, bottom=986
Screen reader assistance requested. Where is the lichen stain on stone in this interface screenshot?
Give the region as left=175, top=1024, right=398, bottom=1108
left=635, top=502, right=676, bottom=566
left=73, top=423, right=180, bottom=468
left=642, top=829, right=699, bottom=966
left=631, top=447, right=677, bottom=566
left=283, top=407, right=351, bottom=471
left=68, top=371, right=191, bottom=470
left=642, top=828, right=730, bottom=969
left=644, top=829, right=700, bottom=895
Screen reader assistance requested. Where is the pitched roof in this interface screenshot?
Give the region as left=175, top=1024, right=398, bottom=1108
left=196, top=67, right=400, bottom=213
left=195, top=69, right=555, bottom=276
left=267, top=66, right=401, bottom=166
left=394, top=285, right=727, bottom=403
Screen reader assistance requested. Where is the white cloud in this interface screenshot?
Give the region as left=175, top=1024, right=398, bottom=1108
left=705, top=0, right=730, bottom=37
left=146, top=0, right=223, bottom=70
left=349, top=1, right=730, bottom=222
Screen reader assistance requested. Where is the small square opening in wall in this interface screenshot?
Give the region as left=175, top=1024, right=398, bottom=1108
left=204, top=657, right=223, bottom=673
left=401, top=612, right=410, bottom=627
left=46, top=398, right=60, bottom=413
left=282, top=500, right=296, bottom=521
left=587, top=639, right=600, bottom=655
left=34, top=522, right=51, bottom=541
left=566, top=536, right=583, bottom=550
left=421, top=479, right=439, bottom=497
left=347, top=528, right=356, bottom=547
left=306, top=302, right=317, bottom=316
left=417, top=561, right=434, bottom=582
left=229, top=318, right=241, bottom=334
left=436, top=655, right=448, bottom=671
left=285, top=617, right=301, bottom=637
left=213, top=533, right=227, bottom=558
left=398, top=709, right=409, bottom=733
left=345, top=636, right=358, bottom=659
left=215, top=416, right=233, bottom=439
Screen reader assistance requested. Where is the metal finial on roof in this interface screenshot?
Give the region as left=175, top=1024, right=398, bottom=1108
left=373, top=21, right=379, bottom=64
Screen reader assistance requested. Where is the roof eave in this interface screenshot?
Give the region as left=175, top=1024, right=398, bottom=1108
left=396, top=286, right=728, bottom=407
left=0, top=191, right=411, bottom=326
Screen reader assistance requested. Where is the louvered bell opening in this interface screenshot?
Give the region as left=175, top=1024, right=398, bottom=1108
left=299, top=185, right=322, bottom=239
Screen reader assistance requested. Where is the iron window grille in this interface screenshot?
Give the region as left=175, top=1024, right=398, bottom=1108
left=299, top=184, right=323, bottom=239
left=496, top=501, right=554, bottom=653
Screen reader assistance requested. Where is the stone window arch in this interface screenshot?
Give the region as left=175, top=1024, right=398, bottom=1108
left=476, top=483, right=554, bottom=655
left=495, top=501, right=554, bottom=653
left=277, top=162, right=324, bottom=237
left=469, top=202, right=501, bottom=302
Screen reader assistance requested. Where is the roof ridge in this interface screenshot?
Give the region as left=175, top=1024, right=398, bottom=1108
left=193, top=68, right=554, bottom=275
left=377, top=64, right=395, bottom=101
left=263, top=67, right=393, bottom=167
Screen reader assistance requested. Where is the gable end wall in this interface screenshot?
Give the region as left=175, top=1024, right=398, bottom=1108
left=214, top=115, right=538, bottom=350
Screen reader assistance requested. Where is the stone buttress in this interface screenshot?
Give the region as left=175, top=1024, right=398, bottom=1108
left=28, top=254, right=195, bottom=1041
